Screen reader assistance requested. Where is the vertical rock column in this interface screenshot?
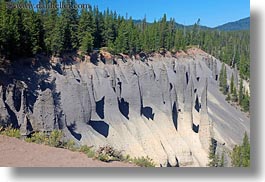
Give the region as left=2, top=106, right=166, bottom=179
left=4, top=82, right=27, bottom=128
left=199, top=79, right=212, bottom=151
left=179, top=76, right=194, bottom=135
left=0, top=86, right=10, bottom=125
left=233, top=64, right=239, bottom=89
left=32, top=89, right=56, bottom=132
left=212, top=59, right=218, bottom=81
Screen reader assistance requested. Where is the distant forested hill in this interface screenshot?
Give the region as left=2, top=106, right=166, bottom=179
left=134, top=17, right=250, bottom=31
left=215, top=17, right=250, bottom=31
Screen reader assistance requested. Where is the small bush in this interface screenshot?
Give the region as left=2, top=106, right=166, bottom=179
left=79, top=145, right=95, bottom=158
left=63, top=139, right=76, bottom=151
left=0, top=126, right=21, bottom=139
left=25, top=132, right=48, bottom=144
left=95, top=145, right=123, bottom=162
left=48, top=130, right=63, bottom=147
left=122, top=154, right=132, bottom=163
left=97, top=154, right=110, bottom=162
left=25, top=130, right=63, bottom=147
left=132, top=156, right=156, bottom=167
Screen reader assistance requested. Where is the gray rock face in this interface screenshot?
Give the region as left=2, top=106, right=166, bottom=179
left=31, top=89, right=56, bottom=132
left=0, top=51, right=250, bottom=167
left=0, top=86, right=10, bottom=126
left=199, top=79, right=211, bottom=151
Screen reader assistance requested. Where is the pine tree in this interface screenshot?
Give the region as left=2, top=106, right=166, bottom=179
left=219, top=63, right=224, bottom=89
left=93, top=6, right=104, bottom=48
left=60, top=0, right=78, bottom=52
left=114, top=20, right=129, bottom=54
left=127, top=17, right=141, bottom=55
left=226, top=93, right=231, bottom=101
left=160, top=14, right=168, bottom=49
left=232, top=87, right=238, bottom=102
left=208, top=139, right=219, bottom=167
left=69, top=0, right=79, bottom=50
left=78, top=7, right=95, bottom=54
left=242, top=132, right=250, bottom=167
left=231, top=132, right=250, bottom=167
left=0, top=0, right=18, bottom=58
left=241, top=90, right=250, bottom=112
left=219, top=63, right=228, bottom=94
left=80, top=32, right=94, bottom=54
left=223, top=66, right=228, bottom=94
left=41, top=0, right=58, bottom=54
left=102, top=8, right=116, bottom=48
left=239, top=79, right=244, bottom=105
left=50, top=16, right=64, bottom=56
left=230, top=73, right=234, bottom=94
left=231, top=145, right=241, bottom=166
left=27, top=10, right=42, bottom=54
left=219, top=151, right=225, bottom=167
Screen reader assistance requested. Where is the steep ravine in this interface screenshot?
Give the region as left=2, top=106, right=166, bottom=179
left=0, top=49, right=250, bottom=167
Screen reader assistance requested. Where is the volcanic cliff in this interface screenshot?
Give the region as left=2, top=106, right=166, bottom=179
left=0, top=48, right=250, bottom=167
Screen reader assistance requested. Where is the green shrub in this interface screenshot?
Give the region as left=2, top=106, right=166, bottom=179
left=122, top=154, right=132, bottom=163
left=231, top=132, right=250, bottom=167
left=63, top=139, right=76, bottom=151
left=0, top=126, right=21, bottom=138
left=95, top=145, right=123, bottom=162
left=25, top=132, right=48, bottom=144
left=79, top=145, right=95, bottom=158
left=25, top=130, right=63, bottom=147
left=97, top=154, right=110, bottom=162
left=132, top=156, right=156, bottom=167
left=48, top=130, right=63, bottom=147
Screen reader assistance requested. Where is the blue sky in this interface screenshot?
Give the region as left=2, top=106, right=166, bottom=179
left=32, top=0, right=250, bottom=27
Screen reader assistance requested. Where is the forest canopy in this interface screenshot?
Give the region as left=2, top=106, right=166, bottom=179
left=0, top=0, right=250, bottom=79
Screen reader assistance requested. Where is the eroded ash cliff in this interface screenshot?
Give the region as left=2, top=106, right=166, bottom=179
left=0, top=48, right=250, bottom=167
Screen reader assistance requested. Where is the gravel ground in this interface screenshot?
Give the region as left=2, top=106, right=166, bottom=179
left=0, top=135, right=136, bottom=167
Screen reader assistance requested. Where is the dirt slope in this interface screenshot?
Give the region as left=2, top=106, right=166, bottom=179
left=0, top=135, right=136, bottom=167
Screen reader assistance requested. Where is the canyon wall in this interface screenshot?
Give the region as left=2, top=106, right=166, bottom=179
left=0, top=49, right=250, bottom=167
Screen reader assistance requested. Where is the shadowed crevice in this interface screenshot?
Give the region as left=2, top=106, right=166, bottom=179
left=195, top=95, right=201, bottom=112
left=118, top=98, right=129, bottom=120
left=192, top=123, right=199, bottom=133
left=89, top=120, right=109, bottom=138
left=141, top=106, right=155, bottom=120
left=67, top=122, right=82, bottom=141
left=26, top=117, right=33, bottom=133
left=13, top=87, right=21, bottom=112
left=186, top=72, right=189, bottom=84
left=170, top=83, right=173, bottom=91
left=4, top=103, right=19, bottom=128
left=96, top=96, right=105, bottom=119
left=172, top=102, right=178, bottom=130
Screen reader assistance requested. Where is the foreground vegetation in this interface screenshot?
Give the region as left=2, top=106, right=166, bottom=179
left=208, top=132, right=250, bottom=167
left=1, top=126, right=250, bottom=167
left=219, top=63, right=250, bottom=112
left=207, top=138, right=225, bottom=167
left=231, top=132, right=250, bottom=167
left=0, top=127, right=155, bottom=167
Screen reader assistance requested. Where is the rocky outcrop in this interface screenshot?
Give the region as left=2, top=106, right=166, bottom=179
left=0, top=50, right=250, bottom=167
left=31, top=89, right=56, bottom=132
left=199, top=79, right=212, bottom=151
left=0, top=86, right=10, bottom=126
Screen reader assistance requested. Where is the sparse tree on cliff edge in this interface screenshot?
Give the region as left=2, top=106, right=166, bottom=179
left=231, top=132, right=250, bottom=167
